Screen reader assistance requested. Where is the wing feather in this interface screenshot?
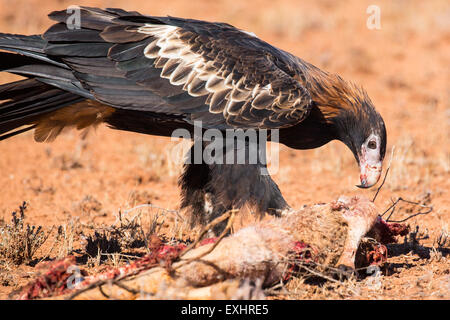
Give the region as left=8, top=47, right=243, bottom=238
left=43, top=7, right=312, bottom=129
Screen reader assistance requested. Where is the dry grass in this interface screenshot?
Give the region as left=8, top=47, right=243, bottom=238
left=54, top=219, right=79, bottom=259
left=0, top=198, right=191, bottom=268
left=1, top=198, right=448, bottom=300
left=0, top=202, right=52, bottom=265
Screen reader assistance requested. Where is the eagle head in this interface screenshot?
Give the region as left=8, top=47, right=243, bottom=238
left=306, top=72, right=387, bottom=189
left=331, top=84, right=387, bottom=189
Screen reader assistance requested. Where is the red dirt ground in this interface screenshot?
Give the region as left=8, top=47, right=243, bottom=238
left=0, top=0, right=448, bottom=299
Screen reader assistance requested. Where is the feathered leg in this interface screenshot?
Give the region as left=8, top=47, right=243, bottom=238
left=179, top=140, right=290, bottom=235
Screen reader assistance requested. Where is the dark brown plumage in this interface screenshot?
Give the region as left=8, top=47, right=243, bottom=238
left=0, top=7, right=386, bottom=234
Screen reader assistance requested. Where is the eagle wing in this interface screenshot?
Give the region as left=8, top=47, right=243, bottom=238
left=44, top=7, right=312, bottom=129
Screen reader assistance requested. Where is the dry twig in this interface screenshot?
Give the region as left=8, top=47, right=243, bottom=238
left=381, top=197, right=433, bottom=223
left=372, top=146, right=395, bottom=202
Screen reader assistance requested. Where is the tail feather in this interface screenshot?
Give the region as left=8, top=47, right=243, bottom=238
left=0, top=34, right=45, bottom=53
left=0, top=56, right=75, bottom=81
left=0, top=33, right=69, bottom=68
left=0, top=34, right=93, bottom=99
left=0, top=125, right=36, bottom=141
left=0, top=33, right=93, bottom=141
left=0, top=77, right=44, bottom=99
left=0, top=78, right=85, bottom=140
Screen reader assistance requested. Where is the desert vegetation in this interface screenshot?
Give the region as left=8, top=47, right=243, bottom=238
left=0, top=0, right=448, bottom=299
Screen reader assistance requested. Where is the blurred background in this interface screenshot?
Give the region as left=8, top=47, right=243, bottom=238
left=0, top=0, right=448, bottom=235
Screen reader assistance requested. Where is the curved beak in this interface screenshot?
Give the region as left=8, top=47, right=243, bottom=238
left=356, top=160, right=382, bottom=189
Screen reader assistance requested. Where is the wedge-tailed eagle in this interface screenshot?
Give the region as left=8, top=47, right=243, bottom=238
left=0, top=7, right=386, bottom=234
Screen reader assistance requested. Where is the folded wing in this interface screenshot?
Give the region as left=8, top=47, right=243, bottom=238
left=44, top=7, right=312, bottom=129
